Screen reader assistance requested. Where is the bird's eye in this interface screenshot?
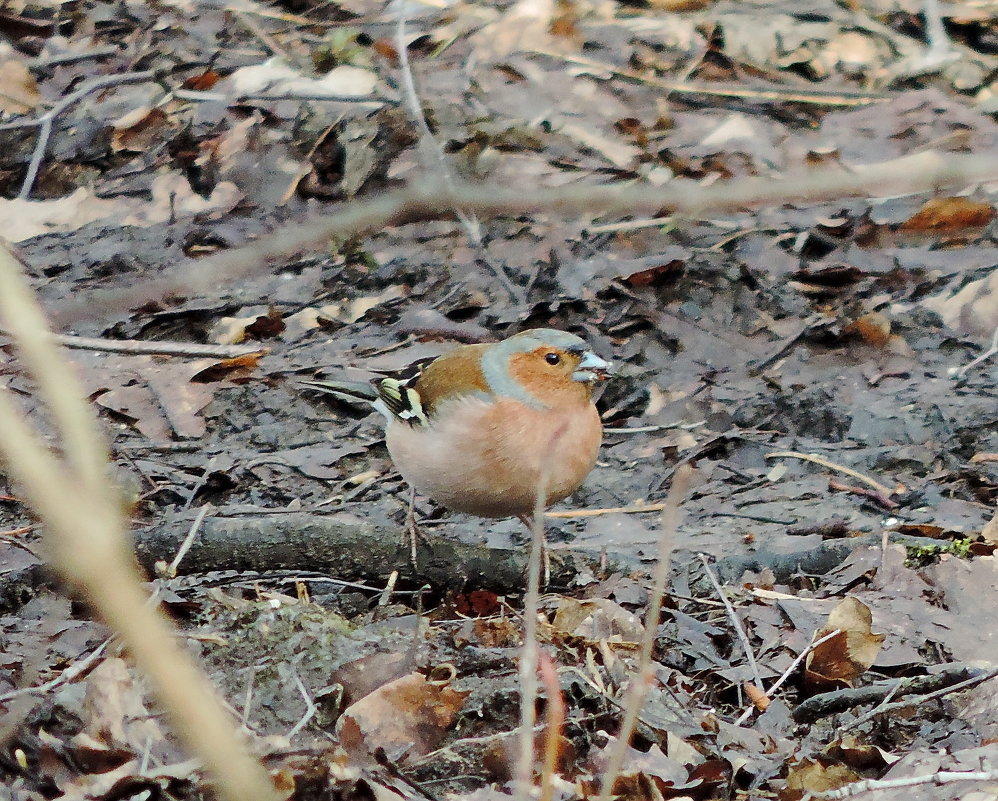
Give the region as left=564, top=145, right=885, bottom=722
left=545, top=352, right=561, bottom=365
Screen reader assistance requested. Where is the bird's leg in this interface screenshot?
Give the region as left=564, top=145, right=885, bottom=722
left=519, top=514, right=550, bottom=588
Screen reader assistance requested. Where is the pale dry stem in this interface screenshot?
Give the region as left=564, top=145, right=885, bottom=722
left=515, top=424, right=568, bottom=801
left=0, top=245, right=278, bottom=801
left=597, top=464, right=694, bottom=801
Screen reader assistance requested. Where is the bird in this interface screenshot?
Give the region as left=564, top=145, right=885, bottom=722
left=300, top=328, right=611, bottom=556
left=372, top=328, right=611, bottom=522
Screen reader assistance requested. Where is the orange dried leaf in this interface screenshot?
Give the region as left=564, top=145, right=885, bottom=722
left=899, top=196, right=996, bottom=231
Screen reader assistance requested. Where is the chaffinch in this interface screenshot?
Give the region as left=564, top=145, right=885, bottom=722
left=371, top=328, right=611, bottom=521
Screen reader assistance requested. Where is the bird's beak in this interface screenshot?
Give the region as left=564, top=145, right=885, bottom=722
left=573, top=351, right=612, bottom=382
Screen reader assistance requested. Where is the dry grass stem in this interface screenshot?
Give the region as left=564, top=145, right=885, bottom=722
left=0, top=244, right=278, bottom=801
left=52, top=150, right=998, bottom=326
left=515, top=425, right=567, bottom=801
left=597, top=464, right=694, bottom=801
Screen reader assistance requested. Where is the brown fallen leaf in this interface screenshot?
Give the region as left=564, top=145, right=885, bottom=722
left=845, top=311, right=891, bottom=347
left=336, top=671, right=469, bottom=761
left=552, top=597, right=644, bottom=642
left=111, top=107, right=170, bottom=153
left=804, top=596, right=884, bottom=690
left=783, top=757, right=861, bottom=801
left=899, top=196, right=996, bottom=231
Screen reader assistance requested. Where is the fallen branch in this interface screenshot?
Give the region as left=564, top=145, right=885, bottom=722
left=130, top=507, right=637, bottom=592
left=808, top=768, right=998, bottom=800
left=52, top=333, right=270, bottom=359
left=793, top=665, right=997, bottom=723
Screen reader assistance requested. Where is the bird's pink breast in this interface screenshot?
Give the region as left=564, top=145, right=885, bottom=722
left=385, top=395, right=602, bottom=518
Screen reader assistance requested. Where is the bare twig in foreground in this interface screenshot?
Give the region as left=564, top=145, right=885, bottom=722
left=597, top=464, right=694, bottom=801
left=515, top=425, right=567, bottom=801
left=0, top=244, right=277, bottom=801
left=51, top=150, right=998, bottom=326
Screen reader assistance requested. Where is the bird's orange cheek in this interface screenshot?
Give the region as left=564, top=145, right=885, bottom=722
left=506, top=353, right=589, bottom=405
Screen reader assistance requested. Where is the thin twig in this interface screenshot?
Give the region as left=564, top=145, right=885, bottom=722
left=287, top=671, right=317, bottom=740
left=838, top=666, right=998, bottom=733
left=952, top=324, right=998, bottom=379
left=394, top=11, right=526, bottom=304
left=827, top=477, right=898, bottom=510
left=160, top=504, right=211, bottom=579
left=597, top=465, right=693, bottom=801
left=735, top=628, right=842, bottom=725
left=699, top=554, right=763, bottom=690
left=0, top=637, right=111, bottom=703
left=0, top=71, right=157, bottom=199
left=395, top=12, right=480, bottom=246
left=584, top=217, right=673, bottom=234
left=765, top=451, right=896, bottom=498
left=240, top=666, right=258, bottom=729
left=172, top=88, right=394, bottom=104
left=530, top=48, right=889, bottom=107
left=546, top=503, right=667, bottom=518
left=233, top=9, right=293, bottom=61
left=26, top=46, right=118, bottom=70
left=837, top=678, right=903, bottom=733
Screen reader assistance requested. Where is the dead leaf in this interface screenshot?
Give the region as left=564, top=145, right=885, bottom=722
left=552, top=597, right=644, bottom=642
left=111, top=107, right=169, bottom=153
left=922, top=268, right=998, bottom=338
left=0, top=189, right=127, bottom=243
left=899, top=197, right=996, bottom=232
left=805, top=597, right=884, bottom=690
left=0, top=59, right=40, bottom=114
left=318, top=286, right=406, bottom=325
left=225, top=59, right=380, bottom=98
left=982, top=508, right=998, bottom=544
left=783, top=757, right=861, bottom=800
left=336, top=671, right=468, bottom=761
left=845, top=312, right=892, bottom=347
left=210, top=309, right=285, bottom=344
left=78, top=658, right=165, bottom=752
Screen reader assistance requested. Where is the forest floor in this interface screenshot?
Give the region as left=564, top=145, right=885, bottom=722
left=1, top=0, right=997, bottom=799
